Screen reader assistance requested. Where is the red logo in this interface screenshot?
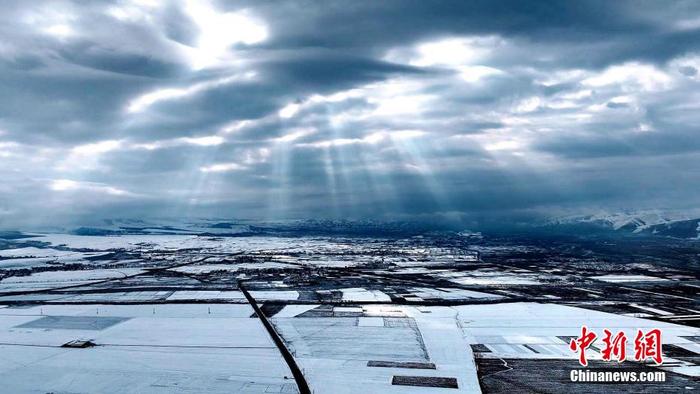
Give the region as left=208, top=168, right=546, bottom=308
left=569, top=326, right=597, bottom=366
left=601, top=329, right=627, bottom=362
left=634, top=328, right=663, bottom=365
left=570, top=327, right=663, bottom=366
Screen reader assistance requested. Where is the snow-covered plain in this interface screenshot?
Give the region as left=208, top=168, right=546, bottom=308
left=272, top=305, right=481, bottom=393
left=454, top=302, right=700, bottom=377
left=592, top=274, right=670, bottom=283
left=270, top=302, right=700, bottom=392
left=170, top=262, right=300, bottom=274
left=1, top=231, right=697, bottom=392
left=1, top=268, right=144, bottom=284
left=340, top=287, right=392, bottom=302
left=408, top=287, right=504, bottom=301
left=0, top=304, right=297, bottom=393
left=0, top=268, right=145, bottom=293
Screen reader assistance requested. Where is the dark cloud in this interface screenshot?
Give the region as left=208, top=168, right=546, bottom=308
left=1, top=0, right=700, bottom=227
left=261, top=52, right=425, bottom=88
left=58, top=44, right=184, bottom=78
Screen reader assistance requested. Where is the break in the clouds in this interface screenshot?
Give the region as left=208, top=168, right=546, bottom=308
left=1, top=0, right=700, bottom=227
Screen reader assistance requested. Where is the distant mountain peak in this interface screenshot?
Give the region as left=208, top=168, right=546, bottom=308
left=546, top=209, right=700, bottom=239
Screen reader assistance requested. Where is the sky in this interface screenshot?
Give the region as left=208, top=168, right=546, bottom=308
left=1, top=0, right=700, bottom=228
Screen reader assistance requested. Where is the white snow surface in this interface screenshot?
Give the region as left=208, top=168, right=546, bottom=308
left=272, top=305, right=481, bottom=393
left=0, top=304, right=297, bottom=393
left=592, top=274, right=670, bottom=283
left=0, top=268, right=145, bottom=292
left=340, top=287, right=392, bottom=302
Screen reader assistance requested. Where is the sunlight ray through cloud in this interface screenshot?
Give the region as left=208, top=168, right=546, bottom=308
left=127, top=73, right=256, bottom=113
left=1, top=0, right=700, bottom=225
left=183, top=0, right=268, bottom=70
left=200, top=162, right=245, bottom=173
left=179, top=135, right=225, bottom=146
left=50, top=179, right=133, bottom=196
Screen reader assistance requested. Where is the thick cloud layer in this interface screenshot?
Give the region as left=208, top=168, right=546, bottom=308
left=1, top=0, right=700, bottom=227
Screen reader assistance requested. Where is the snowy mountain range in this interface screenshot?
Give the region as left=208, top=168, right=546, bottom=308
left=56, top=218, right=441, bottom=238
left=545, top=210, right=700, bottom=239
left=8, top=211, right=700, bottom=240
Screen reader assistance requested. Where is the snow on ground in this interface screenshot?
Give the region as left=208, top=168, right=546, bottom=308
left=456, top=302, right=699, bottom=349
left=22, top=234, right=378, bottom=262
left=0, top=294, right=72, bottom=302
left=0, top=345, right=298, bottom=394
left=25, top=234, right=193, bottom=251
left=169, top=262, right=299, bottom=274
left=62, top=291, right=173, bottom=303
left=249, top=290, right=299, bottom=301
left=362, top=305, right=408, bottom=318
left=0, top=292, right=217, bottom=304
left=629, top=303, right=674, bottom=316
left=592, top=274, right=670, bottom=283
left=409, top=287, right=504, bottom=301
left=549, top=210, right=698, bottom=231
left=0, top=303, right=297, bottom=393
left=165, top=236, right=323, bottom=254
left=358, top=317, right=385, bottom=327
left=275, top=305, right=320, bottom=318
left=307, top=259, right=375, bottom=268
left=272, top=302, right=700, bottom=392
left=0, top=246, right=108, bottom=270
left=447, top=274, right=540, bottom=286
left=0, top=268, right=145, bottom=293
left=0, top=303, right=256, bottom=318
left=454, top=302, right=700, bottom=377
left=0, top=248, right=55, bottom=257
left=0, top=247, right=103, bottom=260
left=166, top=290, right=246, bottom=301
left=272, top=306, right=481, bottom=393
left=0, top=257, right=56, bottom=270
left=0, top=292, right=171, bottom=303
left=1, top=269, right=144, bottom=284
left=405, top=306, right=481, bottom=392
left=340, top=288, right=392, bottom=302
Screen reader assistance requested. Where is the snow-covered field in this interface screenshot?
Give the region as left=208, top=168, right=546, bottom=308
left=408, top=287, right=504, bottom=301
left=170, top=262, right=300, bottom=274
left=592, top=274, right=671, bottom=283
left=0, top=246, right=111, bottom=269
left=250, top=290, right=300, bottom=301
left=272, top=305, right=481, bottom=393
left=0, top=268, right=145, bottom=293
left=340, top=288, right=392, bottom=302
left=0, top=231, right=697, bottom=392
left=443, top=271, right=541, bottom=286
left=0, top=304, right=297, bottom=393
left=455, top=302, right=700, bottom=377
left=269, top=302, right=700, bottom=392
